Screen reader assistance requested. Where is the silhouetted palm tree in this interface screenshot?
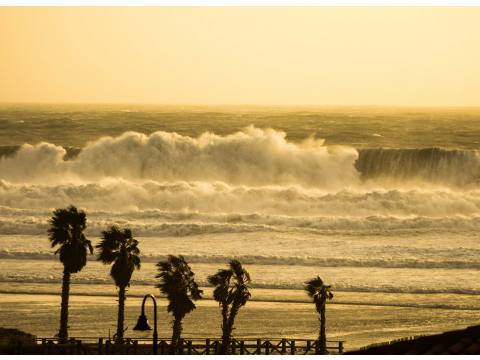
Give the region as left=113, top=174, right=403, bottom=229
left=305, top=276, right=334, bottom=354
left=156, top=255, right=202, bottom=354
left=208, top=260, right=251, bottom=354
left=96, top=226, right=141, bottom=344
left=48, top=205, right=93, bottom=341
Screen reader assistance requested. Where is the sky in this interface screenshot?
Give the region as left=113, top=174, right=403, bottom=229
left=0, top=7, right=479, bottom=106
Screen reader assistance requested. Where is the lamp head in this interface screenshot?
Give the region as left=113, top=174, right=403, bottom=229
left=133, top=313, right=152, bottom=331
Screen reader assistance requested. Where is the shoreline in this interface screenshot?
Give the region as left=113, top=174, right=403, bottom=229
left=1, top=282, right=479, bottom=311
left=2, top=289, right=480, bottom=311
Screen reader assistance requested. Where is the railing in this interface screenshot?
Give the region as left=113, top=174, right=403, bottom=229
left=5, top=337, right=345, bottom=355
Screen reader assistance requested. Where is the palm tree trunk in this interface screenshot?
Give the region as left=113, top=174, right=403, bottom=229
left=171, top=316, right=183, bottom=354
left=220, top=305, right=229, bottom=354
left=115, top=285, right=126, bottom=344
left=58, top=269, right=70, bottom=341
left=222, top=305, right=239, bottom=354
left=318, top=305, right=327, bottom=355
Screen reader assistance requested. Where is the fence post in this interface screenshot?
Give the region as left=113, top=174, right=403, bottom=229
left=41, top=339, right=46, bottom=355
left=290, top=340, right=296, bottom=355
left=106, top=339, right=111, bottom=355
left=265, top=340, right=270, bottom=355
left=47, top=340, right=53, bottom=355
left=160, top=340, right=166, bottom=355
left=231, top=339, right=236, bottom=355
left=98, top=338, right=103, bottom=355
left=281, top=339, right=287, bottom=354
left=240, top=340, right=245, bottom=355
left=205, top=339, right=210, bottom=355
left=256, top=339, right=262, bottom=354
left=187, top=340, right=193, bottom=355
left=339, top=341, right=344, bottom=354
left=215, top=340, right=221, bottom=355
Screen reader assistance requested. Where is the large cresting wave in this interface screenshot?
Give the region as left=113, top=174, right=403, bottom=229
left=357, top=147, right=480, bottom=187
left=1, top=127, right=479, bottom=188
left=0, top=127, right=359, bottom=188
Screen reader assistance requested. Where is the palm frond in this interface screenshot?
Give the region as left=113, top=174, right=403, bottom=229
left=156, top=255, right=202, bottom=319
left=47, top=205, right=90, bottom=273
left=209, top=259, right=251, bottom=309
left=304, top=276, right=334, bottom=311
left=96, top=226, right=141, bottom=287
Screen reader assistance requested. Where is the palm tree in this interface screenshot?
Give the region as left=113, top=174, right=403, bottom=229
left=96, top=226, right=141, bottom=344
left=208, top=260, right=251, bottom=354
left=305, top=276, right=334, bottom=354
left=156, top=255, right=202, bottom=354
left=47, top=205, right=93, bottom=341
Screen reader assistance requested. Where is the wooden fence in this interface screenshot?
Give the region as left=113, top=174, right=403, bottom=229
left=4, top=337, right=345, bottom=355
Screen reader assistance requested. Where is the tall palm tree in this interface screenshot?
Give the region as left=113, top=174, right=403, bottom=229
left=208, top=260, right=251, bottom=354
left=305, top=276, right=334, bottom=354
left=96, top=226, right=141, bottom=344
left=156, top=255, right=202, bottom=354
left=47, top=205, right=93, bottom=341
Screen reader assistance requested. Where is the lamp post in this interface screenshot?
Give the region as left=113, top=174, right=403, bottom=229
left=133, top=294, right=158, bottom=354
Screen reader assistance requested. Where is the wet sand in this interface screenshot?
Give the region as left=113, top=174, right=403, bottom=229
left=1, top=284, right=479, bottom=350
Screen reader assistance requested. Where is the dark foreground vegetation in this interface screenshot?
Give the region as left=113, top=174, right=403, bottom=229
left=346, top=324, right=480, bottom=355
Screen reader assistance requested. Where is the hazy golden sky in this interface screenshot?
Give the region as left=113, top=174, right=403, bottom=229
left=0, top=7, right=479, bottom=106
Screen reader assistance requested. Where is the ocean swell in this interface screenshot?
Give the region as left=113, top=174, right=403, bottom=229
left=2, top=250, right=480, bottom=270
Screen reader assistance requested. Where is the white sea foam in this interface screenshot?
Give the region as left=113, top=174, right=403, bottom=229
left=0, top=127, right=359, bottom=188
left=1, top=180, right=480, bottom=217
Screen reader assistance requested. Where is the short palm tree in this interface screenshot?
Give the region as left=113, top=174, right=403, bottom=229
left=96, top=226, right=141, bottom=343
left=305, top=276, right=334, bottom=355
left=208, top=260, right=251, bottom=354
left=156, top=255, right=202, bottom=354
left=48, top=205, right=93, bottom=341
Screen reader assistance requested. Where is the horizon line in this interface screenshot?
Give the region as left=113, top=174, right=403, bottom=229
left=1, top=101, right=480, bottom=110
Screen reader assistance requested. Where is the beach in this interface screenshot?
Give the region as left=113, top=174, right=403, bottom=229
left=1, top=283, right=479, bottom=350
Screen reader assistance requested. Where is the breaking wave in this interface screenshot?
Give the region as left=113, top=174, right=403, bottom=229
left=1, top=128, right=479, bottom=189
left=0, top=127, right=359, bottom=188
left=1, top=212, right=480, bottom=237
left=357, top=147, right=480, bottom=187
left=2, top=250, right=480, bottom=270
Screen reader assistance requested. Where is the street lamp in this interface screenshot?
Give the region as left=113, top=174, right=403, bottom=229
left=133, top=294, right=158, bottom=354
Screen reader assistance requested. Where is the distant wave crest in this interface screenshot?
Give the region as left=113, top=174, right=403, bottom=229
left=2, top=250, right=480, bottom=270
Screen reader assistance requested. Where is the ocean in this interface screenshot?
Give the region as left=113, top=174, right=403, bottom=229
left=0, top=104, right=479, bottom=349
